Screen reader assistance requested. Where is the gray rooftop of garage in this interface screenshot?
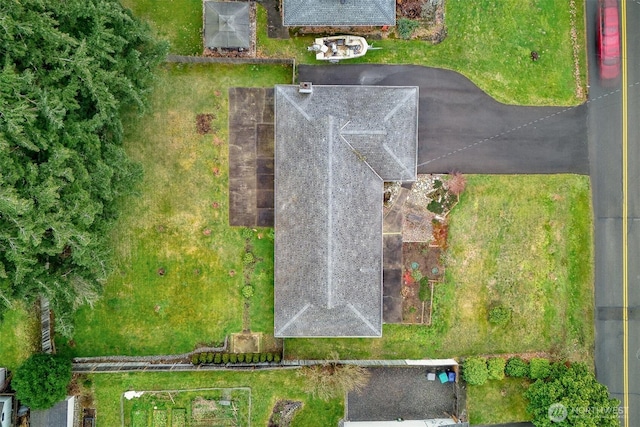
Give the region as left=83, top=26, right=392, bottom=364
left=274, top=84, right=418, bottom=337
left=282, top=0, right=396, bottom=26
left=203, top=1, right=250, bottom=48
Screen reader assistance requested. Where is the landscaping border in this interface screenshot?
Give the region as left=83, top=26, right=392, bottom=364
left=165, top=55, right=296, bottom=84
left=72, top=359, right=459, bottom=373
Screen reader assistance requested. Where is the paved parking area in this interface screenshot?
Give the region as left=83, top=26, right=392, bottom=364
left=347, top=367, right=457, bottom=422
left=228, top=87, right=274, bottom=227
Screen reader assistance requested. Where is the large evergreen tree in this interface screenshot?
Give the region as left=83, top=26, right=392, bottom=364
left=0, top=0, right=168, bottom=334
left=12, top=353, right=72, bottom=409
left=524, top=362, right=620, bottom=427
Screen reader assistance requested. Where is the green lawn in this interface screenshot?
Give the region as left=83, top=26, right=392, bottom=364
left=467, top=377, right=532, bottom=424
left=121, top=0, right=203, bottom=56
left=285, top=175, right=594, bottom=363
left=124, top=387, right=251, bottom=426
left=259, top=0, right=586, bottom=105
left=59, top=63, right=291, bottom=357
left=0, top=301, right=40, bottom=370
left=89, top=370, right=342, bottom=427
left=123, top=0, right=586, bottom=106
left=245, top=230, right=276, bottom=333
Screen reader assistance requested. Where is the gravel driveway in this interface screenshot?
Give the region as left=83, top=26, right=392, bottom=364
left=347, top=367, right=457, bottom=421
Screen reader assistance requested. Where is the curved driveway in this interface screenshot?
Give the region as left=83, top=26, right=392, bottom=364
left=299, top=64, right=589, bottom=174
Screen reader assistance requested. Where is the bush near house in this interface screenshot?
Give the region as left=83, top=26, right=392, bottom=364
left=463, top=356, right=489, bottom=386
left=487, top=358, right=506, bottom=380
left=505, top=357, right=530, bottom=378
left=397, top=18, right=421, bottom=39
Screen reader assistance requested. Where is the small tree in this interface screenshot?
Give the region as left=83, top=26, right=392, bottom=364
left=505, top=357, right=530, bottom=378
left=487, top=357, right=506, bottom=380
left=12, top=354, right=72, bottom=409
left=462, top=356, right=489, bottom=385
left=446, top=172, right=467, bottom=198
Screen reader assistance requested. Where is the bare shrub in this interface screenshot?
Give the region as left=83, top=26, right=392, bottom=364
left=447, top=172, right=467, bottom=197
left=397, top=0, right=424, bottom=19
left=297, top=352, right=370, bottom=400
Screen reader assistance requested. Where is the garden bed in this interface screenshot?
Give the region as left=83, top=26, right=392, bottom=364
left=267, top=400, right=302, bottom=427
left=401, top=243, right=443, bottom=324
left=122, top=388, right=251, bottom=427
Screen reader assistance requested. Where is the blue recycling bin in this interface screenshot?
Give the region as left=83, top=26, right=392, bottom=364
left=448, top=371, right=456, bottom=382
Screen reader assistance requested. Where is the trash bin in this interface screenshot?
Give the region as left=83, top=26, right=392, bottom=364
left=448, top=371, right=456, bottom=382
left=427, top=372, right=436, bottom=381
left=438, top=372, right=448, bottom=383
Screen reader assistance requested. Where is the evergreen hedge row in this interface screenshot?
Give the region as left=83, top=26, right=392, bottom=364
left=463, top=356, right=555, bottom=386
left=191, top=352, right=282, bottom=365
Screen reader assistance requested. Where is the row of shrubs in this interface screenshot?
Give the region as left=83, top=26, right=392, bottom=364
left=462, top=356, right=554, bottom=386
left=191, top=352, right=282, bottom=365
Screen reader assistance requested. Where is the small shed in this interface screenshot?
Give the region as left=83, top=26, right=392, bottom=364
left=203, top=1, right=250, bottom=49
left=30, top=396, right=75, bottom=427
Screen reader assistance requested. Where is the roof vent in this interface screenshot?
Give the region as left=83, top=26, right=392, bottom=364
left=299, top=82, right=313, bottom=94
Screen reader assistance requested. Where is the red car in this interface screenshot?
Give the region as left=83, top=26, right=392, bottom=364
left=597, top=0, right=621, bottom=81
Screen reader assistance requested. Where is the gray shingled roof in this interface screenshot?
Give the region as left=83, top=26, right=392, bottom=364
left=30, top=396, right=74, bottom=427
left=0, top=396, right=10, bottom=427
left=204, top=1, right=250, bottom=49
left=274, top=85, right=418, bottom=337
left=283, top=0, right=396, bottom=26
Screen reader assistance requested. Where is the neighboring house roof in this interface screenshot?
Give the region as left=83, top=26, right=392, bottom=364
left=30, top=396, right=75, bottom=427
left=274, top=84, right=418, bottom=337
left=203, top=1, right=250, bottom=49
left=283, top=0, right=396, bottom=26
left=0, top=395, right=12, bottom=427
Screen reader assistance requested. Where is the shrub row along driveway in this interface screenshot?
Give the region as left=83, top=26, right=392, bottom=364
left=298, top=64, right=588, bottom=175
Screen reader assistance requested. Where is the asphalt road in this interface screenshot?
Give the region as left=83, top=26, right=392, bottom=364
left=588, top=0, right=640, bottom=425
left=298, top=64, right=589, bottom=174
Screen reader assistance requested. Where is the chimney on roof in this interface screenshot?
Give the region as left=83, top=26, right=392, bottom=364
left=299, top=82, right=313, bottom=94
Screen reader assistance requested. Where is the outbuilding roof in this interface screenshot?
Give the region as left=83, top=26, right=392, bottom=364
left=283, top=0, right=396, bottom=26
left=30, top=396, right=75, bottom=427
left=274, top=84, right=418, bottom=337
left=203, top=1, right=250, bottom=49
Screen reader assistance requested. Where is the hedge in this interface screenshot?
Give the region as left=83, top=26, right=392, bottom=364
left=505, top=357, right=530, bottom=378
left=529, top=357, right=552, bottom=380
left=463, top=356, right=489, bottom=386
left=487, top=357, right=506, bottom=380
left=190, top=352, right=283, bottom=365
